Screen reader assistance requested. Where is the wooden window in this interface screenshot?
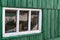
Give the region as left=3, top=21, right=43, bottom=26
left=2, top=7, right=42, bottom=37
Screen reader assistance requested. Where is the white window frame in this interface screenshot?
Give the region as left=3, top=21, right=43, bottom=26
left=2, top=7, right=42, bottom=37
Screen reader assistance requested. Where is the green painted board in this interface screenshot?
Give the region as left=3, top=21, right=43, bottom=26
left=53, top=0, right=58, bottom=9
left=27, top=0, right=32, bottom=8
left=0, top=6, right=2, bottom=40
left=49, top=37, right=60, bottom=40
left=50, top=10, right=55, bottom=38
left=47, top=10, right=51, bottom=39
left=58, top=0, right=60, bottom=9
left=21, top=0, right=27, bottom=8
left=37, top=0, right=41, bottom=8
left=7, top=0, right=15, bottom=7
left=2, top=0, right=7, bottom=6
left=42, top=9, right=48, bottom=40
left=58, top=10, right=60, bottom=37
left=32, top=0, right=37, bottom=8
left=1, top=0, right=59, bottom=9
left=47, top=0, right=53, bottom=8
left=41, top=0, right=47, bottom=8
left=16, top=0, right=21, bottom=7
left=54, top=10, right=58, bottom=37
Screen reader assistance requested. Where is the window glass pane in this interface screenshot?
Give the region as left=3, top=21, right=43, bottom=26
left=19, top=10, right=29, bottom=31
left=31, top=11, right=39, bottom=30
left=5, top=10, right=17, bottom=33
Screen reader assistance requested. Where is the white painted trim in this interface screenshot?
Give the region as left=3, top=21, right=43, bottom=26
left=39, top=10, right=42, bottom=32
left=2, top=8, right=5, bottom=34
left=3, top=30, right=40, bottom=37
left=28, top=10, right=31, bottom=31
left=3, top=7, right=41, bottom=11
left=16, top=10, right=19, bottom=32
left=2, top=7, right=42, bottom=37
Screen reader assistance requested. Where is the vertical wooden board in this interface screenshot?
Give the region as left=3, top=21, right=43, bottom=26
left=16, top=0, right=21, bottom=7
left=42, top=9, right=44, bottom=40
left=38, top=34, right=43, bottom=40
left=27, top=0, right=32, bottom=8
left=0, top=6, right=2, bottom=40
left=54, top=38, right=60, bottom=40
left=21, top=36, right=29, bottom=40
left=47, top=10, right=51, bottom=39
left=0, top=0, right=2, bottom=6
left=29, top=36, right=35, bottom=40
left=20, top=37, right=24, bottom=40
left=54, top=10, right=58, bottom=37
left=7, top=0, right=12, bottom=6
left=37, top=0, right=41, bottom=8
left=7, top=0, right=15, bottom=7
left=2, top=0, right=7, bottom=6
left=35, top=35, right=40, bottom=40
left=58, top=10, right=60, bottom=37
left=42, top=9, right=48, bottom=40
left=41, top=0, right=47, bottom=8
left=58, top=0, right=60, bottom=9
left=21, top=0, right=27, bottom=8
left=44, top=9, right=51, bottom=39
left=26, top=36, right=30, bottom=40
left=53, top=0, right=58, bottom=9
left=12, top=0, right=16, bottom=7
left=32, top=35, right=40, bottom=40
left=23, top=37, right=28, bottom=40
left=25, top=36, right=29, bottom=40
left=47, top=0, right=53, bottom=8
left=49, top=37, right=60, bottom=40
left=32, top=0, right=37, bottom=8
left=50, top=10, right=55, bottom=38
left=32, top=35, right=37, bottom=40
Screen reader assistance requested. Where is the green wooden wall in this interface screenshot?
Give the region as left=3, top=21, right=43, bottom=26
left=1, top=0, right=60, bottom=40
left=0, top=6, right=2, bottom=40
left=1, top=0, right=59, bottom=9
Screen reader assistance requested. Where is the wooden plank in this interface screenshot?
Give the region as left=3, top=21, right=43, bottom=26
left=16, top=0, right=21, bottom=7
left=41, top=0, right=47, bottom=8
left=53, top=0, right=58, bottom=9
left=42, top=9, right=48, bottom=40
left=50, top=10, right=55, bottom=38
left=12, top=0, right=16, bottom=7
left=38, top=34, right=43, bottom=40
left=37, top=0, right=41, bottom=8
left=47, top=10, right=51, bottom=39
left=49, top=37, right=60, bottom=40
left=27, top=0, right=32, bottom=8
left=47, top=0, right=53, bottom=8
left=54, top=10, right=58, bottom=37
left=7, top=0, right=12, bottom=6
left=2, top=0, right=7, bottom=6
left=21, top=0, right=27, bottom=8
left=7, top=0, right=15, bottom=7
left=58, top=10, right=60, bottom=37
left=30, top=36, right=35, bottom=40
left=32, top=0, right=37, bottom=8
left=0, top=6, right=2, bottom=40
left=58, top=0, right=60, bottom=9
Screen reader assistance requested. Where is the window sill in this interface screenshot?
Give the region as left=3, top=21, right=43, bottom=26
left=3, top=30, right=41, bottom=37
